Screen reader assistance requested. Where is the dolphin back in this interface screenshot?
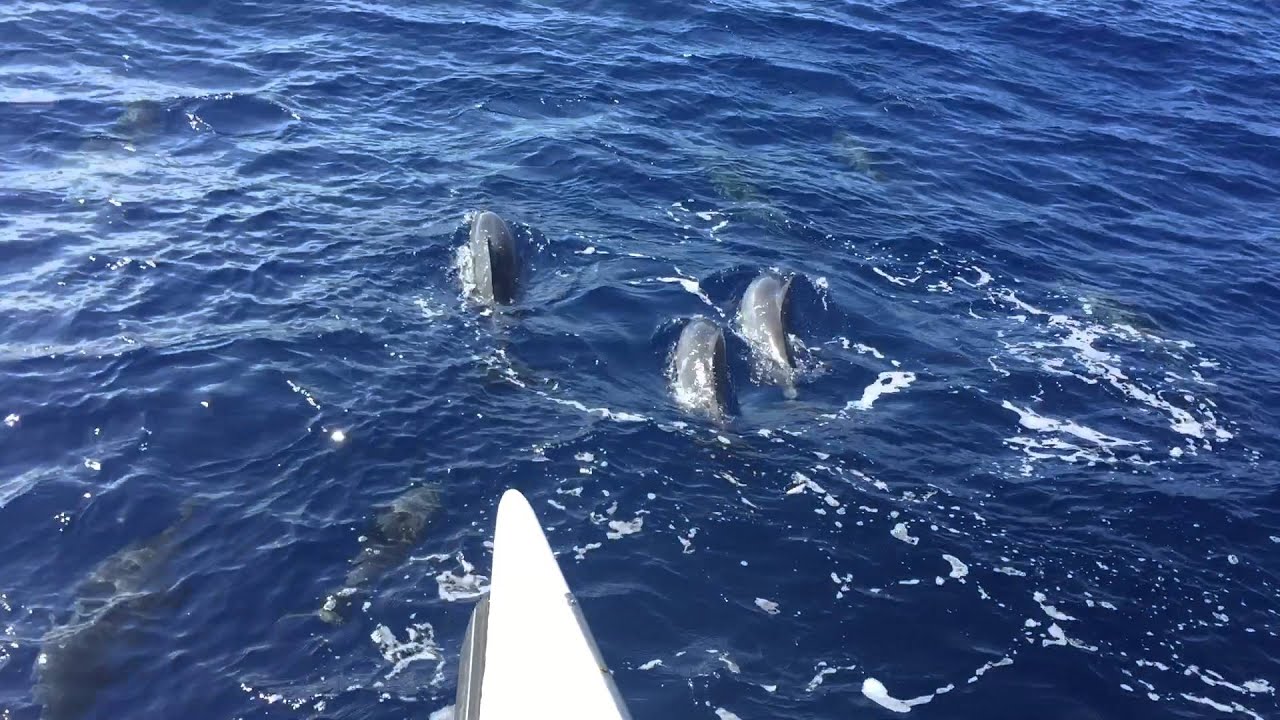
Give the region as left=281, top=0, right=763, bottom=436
left=738, top=272, right=800, bottom=398
left=673, top=317, right=731, bottom=419
left=741, top=273, right=795, bottom=367
left=468, top=211, right=517, bottom=304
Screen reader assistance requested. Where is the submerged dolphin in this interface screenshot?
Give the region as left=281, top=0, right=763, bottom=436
left=35, top=508, right=191, bottom=720
left=318, top=485, right=442, bottom=624
left=738, top=272, right=797, bottom=398
left=671, top=317, right=732, bottom=421
left=466, top=211, right=518, bottom=305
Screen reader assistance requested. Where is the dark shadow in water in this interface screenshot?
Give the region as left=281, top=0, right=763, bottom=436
left=33, top=505, right=194, bottom=720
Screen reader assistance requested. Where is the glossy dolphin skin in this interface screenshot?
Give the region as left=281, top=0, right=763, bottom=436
left=467, top=211, right=518, bottom=305
left=35, top=508, right=191, bottom=720
left=318, top=485, right=441, bottom=624
left=738, top=272, right=796, bottom=398
left=671, top=317, right=731, bottom=420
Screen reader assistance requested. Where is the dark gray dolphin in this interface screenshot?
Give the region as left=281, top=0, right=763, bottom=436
left=466, top=211, right=518, bottom=305
left=671, top=317, right=731, bottom=421
left=318, top=484, right=442, bottom=624
left=34, top=507, right=191, bottom=720
left=738, top=272, right=797, bottom=398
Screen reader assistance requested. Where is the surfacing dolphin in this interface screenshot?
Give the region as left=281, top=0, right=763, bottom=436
left=465, top=211, right=518, bottom=305
left=318, top=484, right=442, bottom=624
left=671, top=316, right=732, bottom=421
left=34, top=506, right=192, bottom=720
left=738, top=272, right=797, bottom=398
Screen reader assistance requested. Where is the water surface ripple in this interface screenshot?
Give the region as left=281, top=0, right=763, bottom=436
left=1, top=1, right=1278, bottom=718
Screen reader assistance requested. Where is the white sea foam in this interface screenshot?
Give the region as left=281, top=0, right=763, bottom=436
left=647, top=274, right=717, bottom=309
left=606, top=516, right=643, bottom=540
left=755, top=597, right=780, bottom=615
left=968, top=657, right=1014, bottom=683
left=850, top=372, right=916, bottom=411
left=805, top=666, right=837, bottom=692
left=1033, top=591, right=1076, bottom=621
left=959, top=266, right=992, bottom=287
left=414, top=296, right=446, bottom=320
left=286, top=379, right=321, bottom=409
left=540, top=395, right=646, bottom=423
left=434, top=553, right=489, bottom=601
left=872, top=267, right=921, bottom=286
left=238, top=682, right=328, bottom=711
left=1040, top=623, right=1097, bottom=652
left=679, top=527, right=698, bottom=554
left=1002, top=402, right=1141, bottom=447
left=998, top=290, right=1048, bottom=316
left=942, top=554, right=969, bottom=580
left=370, top=622, right=444, bottom=681
left=861, top=678, right=941, bottom=713
left=572, top=542, right=601, bottom=560
left=1184, top=666, right=1274, bottom=696
left=1179, top=694, right=1264, bottom=720
left=806, top=662, right=856, bottom=691
left=891, top=522, right=919, bottom=546
left=786, top=471, right=829, bottom=498
left=996, top=300, right=1234, bottom=447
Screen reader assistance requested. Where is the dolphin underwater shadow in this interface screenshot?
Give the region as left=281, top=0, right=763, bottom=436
left=316, top=484, right=443, bottom=625
left=33, top=505, right=194, bottom=720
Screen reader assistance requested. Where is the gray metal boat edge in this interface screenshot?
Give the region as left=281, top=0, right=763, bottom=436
left=453, top=589, right=632, bottom=719
left=455, top=594, right=490, bottom=720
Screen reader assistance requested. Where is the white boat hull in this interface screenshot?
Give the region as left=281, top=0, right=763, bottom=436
left=455, top=489, right=631, bottom=719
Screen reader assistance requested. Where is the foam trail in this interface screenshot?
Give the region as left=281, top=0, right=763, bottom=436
left=1002, top=402, right=1142, bottom=447
left=650, top=275, right=716, bottom=309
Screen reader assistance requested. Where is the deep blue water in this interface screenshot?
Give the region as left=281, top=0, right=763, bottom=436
left=2, top=0, right=1279, bottom=718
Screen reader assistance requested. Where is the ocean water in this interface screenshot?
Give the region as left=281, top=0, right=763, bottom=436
left=1, top=0, right=1278, bottom=718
